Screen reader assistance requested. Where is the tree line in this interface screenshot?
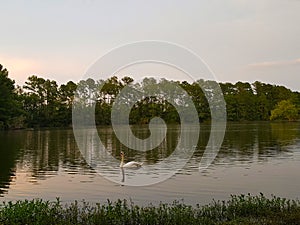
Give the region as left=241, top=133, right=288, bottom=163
left=1, top=64, right=299, bottom=129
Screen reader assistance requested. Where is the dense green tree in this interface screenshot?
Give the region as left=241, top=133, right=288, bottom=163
left=2, top=61, right=300, bottom=128
left=59, top=81, right=77, bottom=107
left=270, top=100, right=298, bottom=121
left=254, top=81, right=295, bottom=121
left=235, top=82, right=257, bottom=120
left=220, top=82, right=238, bottom=121
left=19, top=77, right=300, bottom=126
left=121, top=76, right=134, bottom=85
left=0, top=65, right=23, bottom=129
left=22, top=75, right=46, bottom=126
left=181, top=80, right=209, bottom=122
left=57, top=81, right=77, bottom=126
left=23, top=76, right=60, bottom=126
left=101, top=76, right=122, bottom=104
left=21, top=77, right=300, bottom=126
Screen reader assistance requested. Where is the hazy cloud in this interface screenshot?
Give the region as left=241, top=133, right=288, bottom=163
left=247, top=58, right=300, bottom=69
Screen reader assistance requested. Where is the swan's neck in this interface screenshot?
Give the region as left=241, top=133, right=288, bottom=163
left=120, top=155, right=124, bottom=167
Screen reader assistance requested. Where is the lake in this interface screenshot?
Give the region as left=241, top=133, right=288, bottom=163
left=0, top=122, right=300, bottom=205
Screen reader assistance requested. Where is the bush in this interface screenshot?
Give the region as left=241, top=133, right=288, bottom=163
left=0, top=194, right=300, bottom=225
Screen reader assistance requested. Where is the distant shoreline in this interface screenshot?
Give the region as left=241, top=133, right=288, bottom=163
left=2, top=64, right=300, bottom=129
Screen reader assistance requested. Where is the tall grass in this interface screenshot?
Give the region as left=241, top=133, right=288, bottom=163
left=1, top=194, right=300, bottom=225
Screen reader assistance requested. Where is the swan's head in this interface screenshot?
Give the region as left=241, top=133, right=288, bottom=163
left=120, top=151, right=124, bottom=157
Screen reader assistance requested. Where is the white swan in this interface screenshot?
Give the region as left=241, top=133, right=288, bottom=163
left=119, top=151, right=143, bottom=168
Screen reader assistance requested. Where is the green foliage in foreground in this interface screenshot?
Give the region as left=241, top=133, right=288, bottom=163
left=1, top=194, right=300, bottom=225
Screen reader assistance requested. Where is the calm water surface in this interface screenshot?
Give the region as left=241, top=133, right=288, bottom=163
left=0, top=122, right=299, bottom=205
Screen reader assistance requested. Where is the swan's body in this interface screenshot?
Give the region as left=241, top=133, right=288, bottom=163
left=120, top=152, right=143, bottom=168
left=121, top=161, right=143, bottom=168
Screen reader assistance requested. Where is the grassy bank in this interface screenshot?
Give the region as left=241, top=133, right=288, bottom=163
left=1, top=194, right=300, bottom=225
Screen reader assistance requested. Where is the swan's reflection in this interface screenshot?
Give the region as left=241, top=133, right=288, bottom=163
left=120, top=167, right=143, bottom=184
left=121, top=167, right=125, bottom=183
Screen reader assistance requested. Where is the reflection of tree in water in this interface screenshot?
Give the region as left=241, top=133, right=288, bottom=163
left=98, top=124, right=181, bottom=165
left=16, top=129, right=93, bottom=183
left=0, top=129, right=98, bottom=195
left=1, top=123, right=299, bottom=192
left=98, top=122, right=299, bottom=171
left=208, top=122, right=258, bottom=166
left=0, top=131, right=23, bottom=196
left=214, top=122, right=298, bottom=166
left=270, top=122, right=300, bottom=145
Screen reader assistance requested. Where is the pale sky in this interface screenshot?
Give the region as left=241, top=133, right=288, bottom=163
left=0, top=0, right=300, bottom=90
